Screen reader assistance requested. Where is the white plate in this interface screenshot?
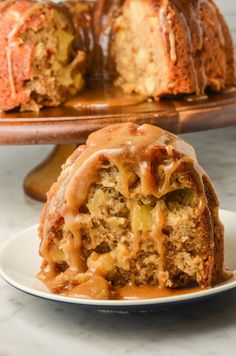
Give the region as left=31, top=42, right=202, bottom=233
left=0, top=209, right=236, bottom=311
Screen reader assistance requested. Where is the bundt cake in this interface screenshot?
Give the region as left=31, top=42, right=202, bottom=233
left=0, top=0, right=85, bottom=112
left=0, top=0, right=234, bottom=112
left=38, top=123, right=226, bottom=300
left=113, top=0, right=235, bottom=97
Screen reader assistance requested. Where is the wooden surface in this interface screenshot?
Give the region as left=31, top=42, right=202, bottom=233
left=1, top=89, right=236, bottom=145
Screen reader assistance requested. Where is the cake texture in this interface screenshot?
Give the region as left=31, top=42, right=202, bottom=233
left=38, top=123, right=226, bottom=299
left=0, top=0, right=234, bottom=112
left=0, top=0, right=85, bottom=112
left=113, top=0, right=235, bottom=97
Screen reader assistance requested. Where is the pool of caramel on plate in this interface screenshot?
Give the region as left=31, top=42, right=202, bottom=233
left=63, top=277, right=207, bottom=300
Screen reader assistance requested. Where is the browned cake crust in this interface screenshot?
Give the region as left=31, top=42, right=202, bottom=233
left=0, top=0, right=85, bottom=112
left=0, top=0, right=234, bottom=111
left=38, top=123, right=226, bottom=299
left=113, top=0, right=235, bottom=97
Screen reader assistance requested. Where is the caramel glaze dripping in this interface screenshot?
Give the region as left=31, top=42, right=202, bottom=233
left=192, top=0, right=208, bottom=92
left=39, top=145, right=88, bottom=274
left=69, top=0, right=124, bottom=80
left=151, top=202, right=167, bottom=287
left=159, top=0, right=177, bottom=63
left=92, top=0, right=125, bottom=79
left=202, top=0, right=225, bottom=47
left=160, top=0, right=227, bottom=96
left=158, top=0, right=203, bottom=94
left=39, top=123, right=220, bottom=298
left=171, top=0, right=202, bottom=95
left=90, top=0, right=106, bottom=77
left=7, top=2, right=45, bottom=40
left=189, top=0, right=227, bottom=92
left=65, top=2, right=94, bottom=74
left=51, top=125, right=209, bottom=284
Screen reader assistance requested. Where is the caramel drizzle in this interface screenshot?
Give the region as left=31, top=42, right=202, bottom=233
left=179, top=11, right=200, bottom=95
left=7, top=3, right=44, bottom=40
left=194, top=0, right=208, bottom=92
left=195, top=1, right=204, bottom=51
left=159, top=1, right=177, bottom=63
left=171, top=0, right=227, bottom=95
left=160, top=1, right=201, bottom=94
left=61, top=125, right=205, bottom=284
left=201, top=0, right=225, bottom=47
left=198, top=0, right=226, bottom=91
left=40, top=124, right=214, bottom=292
left=90, top=0, right=108, bottom=78
left=93, top=0, right=106, bottom=42
left=61, top=223, right=84, bottom=272
left=40, top=165, right=76, bottom=267
left=151, top=202, right=167, bottom=287
left=6, top=46, right=16, bottom=100
left=91, top=0, right=124, bottom=78
left=170, top=0, right=220, bottom=95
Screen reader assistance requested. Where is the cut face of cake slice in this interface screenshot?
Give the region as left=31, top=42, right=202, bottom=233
left=38, top=123, right=225, bottom=299
left=0, top=0, right=86, bottom=112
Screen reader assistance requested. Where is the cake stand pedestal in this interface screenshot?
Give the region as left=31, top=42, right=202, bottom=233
left=23, top=144, right=77, bottom=201
left=1, top=89, right=236, bottom=202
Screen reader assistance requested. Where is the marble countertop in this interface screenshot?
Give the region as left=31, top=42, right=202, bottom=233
left=0, top=125, right=236, bottom=356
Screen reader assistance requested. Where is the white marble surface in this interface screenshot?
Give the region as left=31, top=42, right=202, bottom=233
left=0, top=126, right=236, bottom=356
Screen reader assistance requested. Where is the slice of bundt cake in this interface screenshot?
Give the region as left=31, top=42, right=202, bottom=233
left=0, top=0, right=86, bottom=112
left=38, top=123, right=226, bottom=300
left=113, top=0, right=235, bottom=97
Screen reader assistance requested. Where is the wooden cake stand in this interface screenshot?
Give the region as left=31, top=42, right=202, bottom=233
left=1, top=87, right=236, bottom=202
